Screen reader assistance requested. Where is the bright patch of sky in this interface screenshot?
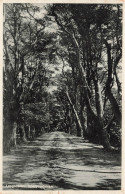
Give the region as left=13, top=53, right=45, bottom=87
left=33, top=4, right=58, bottom=33
left=19, top=3, right=61, bottom=93
left=33, top=4, right=47, bottom=16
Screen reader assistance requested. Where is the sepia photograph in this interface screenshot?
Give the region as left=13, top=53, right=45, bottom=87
left=2, top=2, right=122, bottom=191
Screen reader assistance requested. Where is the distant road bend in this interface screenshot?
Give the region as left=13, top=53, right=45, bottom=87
left=3, top=131, right=121, bottom=190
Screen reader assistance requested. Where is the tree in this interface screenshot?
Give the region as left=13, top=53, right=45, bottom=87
left=47, top=4, right=122, bottom=150
left=3, top=3, right=54, bottom=152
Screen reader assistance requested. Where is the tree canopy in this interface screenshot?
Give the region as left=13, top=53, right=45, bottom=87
left=3, top=3, right=122, bottom=153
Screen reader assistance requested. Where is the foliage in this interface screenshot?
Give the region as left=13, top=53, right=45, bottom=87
left=3, top=3, right=122, bottom=153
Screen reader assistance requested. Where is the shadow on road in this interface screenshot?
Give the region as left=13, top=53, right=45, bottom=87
left=3, top=132, right=121, bottom=190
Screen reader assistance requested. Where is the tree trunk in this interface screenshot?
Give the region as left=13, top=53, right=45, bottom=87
left=10, top=122, right=17, bottom=147
left=105, top=40, right=121, bottom=125
left=68, top=108, right=71, bottom=134
left=82, top=109, right=87, bottom=138
left=97, top=119, right=112, bottom=150
left=72, top=35, right=112, bottom=150
left=80, top=87, right=87, bottom=138
left=94, top=78, right=112, bottom=150
left=106, top=88, right=121, bottom=125
left=3, top=120, right=13, bottom=153
left=25, top=125, right=31, bottom=140
left=66, top=87, right=82, bottom=137
left=3, top=98, right=18, bottom=153
left=20, top=123, right=27, bottom=142
left=94, top=78, right=103, bottom=118
left=28, top=125, right=31, bottom=139
left=86, top=109, right=94, bottom=138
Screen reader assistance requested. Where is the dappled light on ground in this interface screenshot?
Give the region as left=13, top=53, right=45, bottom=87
left=3, top=132, right=121, bottom=190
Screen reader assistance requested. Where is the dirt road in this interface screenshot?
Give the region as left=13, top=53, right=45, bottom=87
left=3, top=131, right=121, bottom=190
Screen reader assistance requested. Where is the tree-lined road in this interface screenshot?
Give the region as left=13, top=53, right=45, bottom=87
left=3, top=131, right=121, bottom=190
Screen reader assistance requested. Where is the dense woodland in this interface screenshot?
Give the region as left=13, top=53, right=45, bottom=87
left=3, top=4, right=122, bottom=153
